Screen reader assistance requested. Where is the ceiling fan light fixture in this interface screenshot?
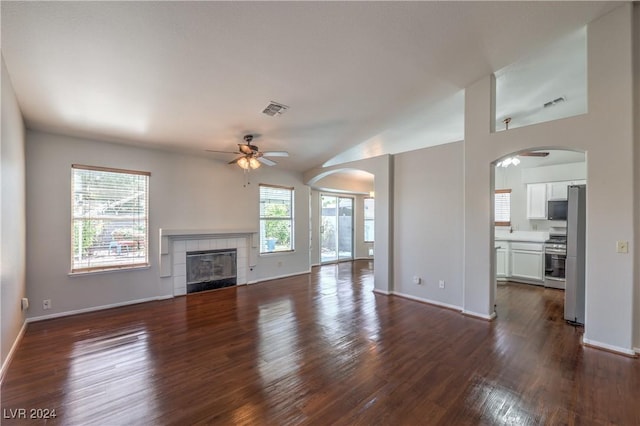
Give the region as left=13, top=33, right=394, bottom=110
left=497, top=156, right=521, bottom=168
left=237, top=157, right=250, bottom=170
left=249, top=157, right=261, bottom=169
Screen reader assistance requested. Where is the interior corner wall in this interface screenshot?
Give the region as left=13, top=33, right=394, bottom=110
left=1, top=56, right=27, bottom=371
left=464, top=4, right=636, bottom=352
left=633, top=2, right=640, bottom=351
left=25, top=130, right=310, bottom=319
left=393, top=142, right=464, bottom=308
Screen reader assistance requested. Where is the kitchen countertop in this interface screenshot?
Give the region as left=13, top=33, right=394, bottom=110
left=495, top=230, right=548, bottom=243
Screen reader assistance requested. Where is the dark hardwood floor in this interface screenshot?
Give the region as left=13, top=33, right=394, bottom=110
left=2, top=261, right=638, bottom=425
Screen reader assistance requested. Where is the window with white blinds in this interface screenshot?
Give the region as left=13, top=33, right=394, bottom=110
left=259, top=184, right=294, bottom=253
left=71, top=165, right=150, bottom=273
left=364, top=197, right=374, bottom=242
left=495, top=189, right=511, bottom=226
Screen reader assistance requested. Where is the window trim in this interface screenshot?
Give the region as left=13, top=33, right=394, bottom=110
left=70, top=164, right=150, bottom=274
left=494, top=188, right=512, bottom=226
left=363, top=197, right=375, bottom=243
left=259, top=183, right=295, bottom=254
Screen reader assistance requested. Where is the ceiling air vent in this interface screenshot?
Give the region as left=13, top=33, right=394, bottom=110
left=543, top=96, right=566, bottom=108
left=262, top=101, right=289, bottom=117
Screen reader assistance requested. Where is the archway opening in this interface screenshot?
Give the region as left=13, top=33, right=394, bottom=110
left=308, top=169, right=375, bottom=266
left=490, top=148, right=587, bottom=326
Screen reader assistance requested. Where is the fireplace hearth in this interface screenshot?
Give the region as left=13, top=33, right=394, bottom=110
left=186, top=249, right=237, bottom=293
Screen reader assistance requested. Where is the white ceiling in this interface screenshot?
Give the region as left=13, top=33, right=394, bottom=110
left=1, top=2, right=619, bottom=172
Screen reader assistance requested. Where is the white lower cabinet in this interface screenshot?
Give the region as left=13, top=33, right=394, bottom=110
left=495, top=242, right=509, bottom=278
left=510, top=242, right=544, bottom=283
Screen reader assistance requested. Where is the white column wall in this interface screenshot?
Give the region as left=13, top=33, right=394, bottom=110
left=464, top=4, right=636, bottom=353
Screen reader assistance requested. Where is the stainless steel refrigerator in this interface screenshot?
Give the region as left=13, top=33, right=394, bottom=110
left=564, top=184, right=586, bottom=325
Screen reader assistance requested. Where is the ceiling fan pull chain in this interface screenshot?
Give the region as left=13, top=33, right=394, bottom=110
left=243, top=167, right=251, bottom=187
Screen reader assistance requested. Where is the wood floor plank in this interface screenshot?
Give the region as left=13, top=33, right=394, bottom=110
left=2, top=263, right=639, bottom=425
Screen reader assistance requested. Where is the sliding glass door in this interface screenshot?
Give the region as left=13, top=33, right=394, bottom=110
left=320, top=195, right=353, bottom=263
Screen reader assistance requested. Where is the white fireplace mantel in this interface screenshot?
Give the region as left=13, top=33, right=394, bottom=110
left=159, top=228, right=259, bottom=294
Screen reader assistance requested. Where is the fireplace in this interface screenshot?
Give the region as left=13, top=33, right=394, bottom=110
left=186, top=249, right=237, bottom=293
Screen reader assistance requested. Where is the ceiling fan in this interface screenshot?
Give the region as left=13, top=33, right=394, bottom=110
left=207, top=134, right=289, bottom=169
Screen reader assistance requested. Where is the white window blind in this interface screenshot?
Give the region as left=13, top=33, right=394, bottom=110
left=259, top=184, right=294, bottom=253
left=364, top=197, right=374, bottom=242
left=495, top=189, right=511, bottom=226
left=71, top=165, right=150, bottom=273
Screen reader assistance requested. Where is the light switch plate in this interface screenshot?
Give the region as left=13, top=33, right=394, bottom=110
left=616, top=241, right=628, bottom=253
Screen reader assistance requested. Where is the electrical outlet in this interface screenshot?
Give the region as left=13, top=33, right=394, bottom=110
left=413, top=276, right=421, bottom=285
left=43, top=299, right=52, bottom=310
left=439, top=280, right=445, bottom=289
left=616, top=241, right=628, bottom=253
left=21, top=298, right=29, bottom=311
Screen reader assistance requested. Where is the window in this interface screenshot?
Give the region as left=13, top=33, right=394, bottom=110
left=71, top=165, right=149, bottom=273
left=260, top=184, right=294, bottom=253
left=495, top=189, right=511, bottom=226
left=364, top=197, right=374, bottom=242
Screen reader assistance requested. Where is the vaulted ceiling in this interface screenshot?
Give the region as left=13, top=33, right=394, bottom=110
left=1, top=1, right=619, bottom=172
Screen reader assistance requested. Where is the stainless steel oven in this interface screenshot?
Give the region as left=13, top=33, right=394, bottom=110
left=544, top=236, right=566, bottom=289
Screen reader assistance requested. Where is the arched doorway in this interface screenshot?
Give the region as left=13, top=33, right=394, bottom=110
left=307, top=168, right=374, bottom=265
left=490, top=148, right=587, bottom=324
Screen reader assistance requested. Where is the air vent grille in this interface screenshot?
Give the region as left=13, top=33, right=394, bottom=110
left=262, top=101, right=289, bottom=117
left=544, top=96, right=566, bottom=108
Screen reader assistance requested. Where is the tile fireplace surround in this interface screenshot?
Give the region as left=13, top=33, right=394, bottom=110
left=159, top=229, right=258, bottom=296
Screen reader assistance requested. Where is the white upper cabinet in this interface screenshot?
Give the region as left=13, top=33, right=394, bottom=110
left=548, top=181, right=569, bottom=200
left=526, top=183, right=547, bottom=219
left=548, top=180, right=587, bottom=200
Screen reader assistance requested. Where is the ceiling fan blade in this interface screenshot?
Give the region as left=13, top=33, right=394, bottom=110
left=238, top=144, right=254, bottom=155
left=520, top=152, right=549, bottom=157
left=262, top=151, right=289, bottom=157
left=206, top=149, right=241, bottom=154
left=257, top=157, right=276, bottom=166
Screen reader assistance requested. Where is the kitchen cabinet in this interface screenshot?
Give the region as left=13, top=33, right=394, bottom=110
left=526, top=183, right=547, bottom=219
left=547, top=181, right=569, bottom=200
left=510, top=242, right=544, bottom=283
left=495, top=242, right=509, bottom=279
left=547, top=180, right=587, bottom=200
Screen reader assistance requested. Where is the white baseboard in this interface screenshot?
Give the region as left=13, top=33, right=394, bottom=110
left=27, top=295, right=174, bottom=323
left=256, top=269, right=311, bottom=283
left=582, top=337, right=637, bottom=357
left=0, top=320, right=27, bottom=384
left=372, top=288, right=391, bottom=296
left=462, top=309, right=497, bottom=321
left=391, top=291, right=462, bottom=312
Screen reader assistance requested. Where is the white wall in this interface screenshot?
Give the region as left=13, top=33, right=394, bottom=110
left=312, top=173, right=373, bottom=194
left=464, top=4, right=636, bottom=353
left=393, top=142, right=464, bottom=309
left=633, top=3, right=640, bottom=351
left=1, top=56, right=27, bottom=372
left=25, top=130, right=310, bottom=319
